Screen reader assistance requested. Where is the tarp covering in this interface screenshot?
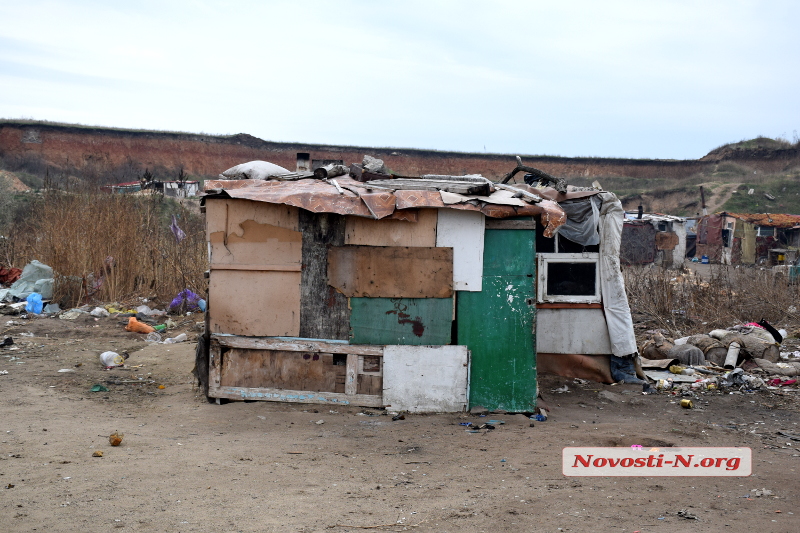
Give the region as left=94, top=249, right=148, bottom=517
left=204, top=177, right=567, bottom=237
left=0, top=260, right=54, bottom=301
left=556, top=196, right=601, bottom=246
left=598, top=192, right=638, bottom=356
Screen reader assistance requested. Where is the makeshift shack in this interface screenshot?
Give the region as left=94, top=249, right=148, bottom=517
left=621, top=211, right=687, bottom=269
left=695, top=212, right=800, bottom=265
left=196, top=159, right=638, bottom=412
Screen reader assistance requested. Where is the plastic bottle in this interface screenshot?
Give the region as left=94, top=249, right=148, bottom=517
left=100, top=351, right=125, bottom=367
left=163, top=333, right=187, bottom=344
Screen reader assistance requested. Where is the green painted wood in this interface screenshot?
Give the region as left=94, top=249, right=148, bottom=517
left=457, top=228, right=536, bottom=412
left=349, top=297, right=453, bottom=346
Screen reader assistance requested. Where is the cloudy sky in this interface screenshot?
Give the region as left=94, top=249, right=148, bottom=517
left=1, top=1, right=797, bottom=159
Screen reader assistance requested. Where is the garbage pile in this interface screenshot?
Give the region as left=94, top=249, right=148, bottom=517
left=640, top=320, right=800, bottom=393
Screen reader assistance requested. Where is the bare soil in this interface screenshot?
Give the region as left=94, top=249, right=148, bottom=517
left=1, top=315, right=799, bottom=532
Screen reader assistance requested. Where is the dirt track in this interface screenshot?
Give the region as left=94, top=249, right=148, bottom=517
left=1, top=314, right=799, bottom=532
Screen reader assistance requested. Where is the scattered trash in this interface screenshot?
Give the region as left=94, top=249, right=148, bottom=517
left=677, top=509, right=698, bottom=520
left=552, top=385, right=570, bottom=393
left=90, top=384, right=109, bottom=392
left=125, top=317, right=155, bottom=334
left=315, top=420, right=325, bottom=425
left=532, top=414, right=547, bottom=422
left=0, top=370, right=8, bottom=375
left=391, top=414, right=405, bottom=421
left=753, top=488, right=774, bottom=497
left=136, top=305, right=167, bottom=317
left=57, top=368, right=74, bottom=373
left=145, top=332, right=162, bottom=343
left=43, top=303, right=60, bottom=314
left=25, top=292, right=43, bottom=314
left=163, top=333, right=187, bottom=344
left=99, top=351, right=129, bottom=368
left=169, top=289, right=202, bottom=313
left=90, top=307, right=110, bottom=317
left=108, top=431, right=124, bottom=446
left=153, top=324, right=167, bottom=332
left=0, top=337, right=13, bottom=348
left=680, top=399, right=694, bottom=409
left=92, top=451, right=104, bottom=457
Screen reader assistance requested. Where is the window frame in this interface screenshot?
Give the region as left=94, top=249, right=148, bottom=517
left=536, top=253, right=601, bottom=304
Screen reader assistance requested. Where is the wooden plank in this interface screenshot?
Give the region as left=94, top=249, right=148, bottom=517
left=210, top=264, right=302, bottom=272
left=208, top=270, right=300, bottom=337
left=349, top=297, right=453, bottom=346
left=209, top=386, right=384, bottom=407
left=299, top=210, right=350, bottom=340
left=218, top=349, right=338, bottom=391
left=328, top=246, right=453, bottom=298
left=357, top=374, right=383, bottom=395
left=485, top=217, right=536, bottom=230
left=345, top=353, right=358, bottom=396
left=536, top=303, right=603, bottom=309
left=436, top=208, right=484, bottom=291
left=457, top=227, right=537, bottom=412
left=206, top=199, right=302, bottom=267
left=212, top=335, right=384, bottom=355
left=344, top=209, right=438, bottom=247
left=382, top=345, right=469, bottom=413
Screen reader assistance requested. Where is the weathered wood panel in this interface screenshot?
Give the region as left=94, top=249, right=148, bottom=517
left=206, top=199, right=301, bottom=267
left=436, top=208, right=484, bottom=291
left=344, top=209, right=438, bottom=247
left=349, top=297, right=453, bottom=345
left=208, top=270, right=300, bottom=336
left=213, top=335, right=383, bottom=355
left=357, top=374, right=383, bottom=395
left=299, top=210, right=350, bottom=340
left=209, top=386, right=383, bottom=407
left=328, top=246, right=453, bottom=298
left=382, top=345, right=469, bottom=413
left=218, top=349, right=338, bottom=391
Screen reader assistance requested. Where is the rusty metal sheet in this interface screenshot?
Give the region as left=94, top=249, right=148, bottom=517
left=328, top=246, right=453, bottom=298
left=359, top=191, right=396, bottom=219
left=655, top=231, right=679, bottom=250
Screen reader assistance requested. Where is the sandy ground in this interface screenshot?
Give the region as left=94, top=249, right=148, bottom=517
left=1, top=314, right=799, bottom=533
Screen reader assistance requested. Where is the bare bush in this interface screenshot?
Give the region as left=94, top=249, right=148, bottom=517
left=7, top=191, right=206, bottom=308
left=624, top=264, right=800, bottom=335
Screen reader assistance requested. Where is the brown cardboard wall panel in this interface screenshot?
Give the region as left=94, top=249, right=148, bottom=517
left=328, top=246, right=454, bottom=298
left=206, top=198, right=301, bottom=267
left=218, top=349, right=339, bottom=391
left=344, top=209, right=437, bottom=247
left=208, top=270, right=301, bottom=336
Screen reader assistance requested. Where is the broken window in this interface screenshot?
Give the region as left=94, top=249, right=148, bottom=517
left=757, top=226, right=775, bottom=238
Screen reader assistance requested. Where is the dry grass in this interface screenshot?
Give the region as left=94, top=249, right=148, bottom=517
left=624, top=264, right=800, bottom=335
left=6, top=191, right=206, bottom=308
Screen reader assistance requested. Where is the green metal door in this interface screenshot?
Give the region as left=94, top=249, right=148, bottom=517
left=457, top=225, right=536, bottom=412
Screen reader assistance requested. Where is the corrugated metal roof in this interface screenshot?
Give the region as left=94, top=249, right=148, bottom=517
left=203, top=176, right=569, bottom=237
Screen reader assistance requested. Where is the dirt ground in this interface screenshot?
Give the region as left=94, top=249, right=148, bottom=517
left=1, top=314, right=799, bottom=533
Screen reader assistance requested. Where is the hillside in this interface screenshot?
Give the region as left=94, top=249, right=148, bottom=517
left=1, top=120, right=799, bottom=215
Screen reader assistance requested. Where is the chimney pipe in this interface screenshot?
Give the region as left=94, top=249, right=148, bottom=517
left=637, top=205, right=643, bottom=220
left=296, top=152, right=310, bottom=172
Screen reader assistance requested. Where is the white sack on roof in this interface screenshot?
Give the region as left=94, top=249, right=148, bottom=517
left=598, top=192, right=637, bottom=356
left=219, top=161, right=290, bottom=180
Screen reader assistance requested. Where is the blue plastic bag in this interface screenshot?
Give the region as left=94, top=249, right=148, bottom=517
left=26, top=292, right=43, bottom=314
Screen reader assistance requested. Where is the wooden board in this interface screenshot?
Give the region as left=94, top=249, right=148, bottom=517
left=328, top=246, right=453, bottom=298
left=344, top=209, right=437, bottom=247
left=206, top=199, right=301, bottom=267
left=218, top=349, right=339, bottom=391
left=382, top=345, right=469, bottom=413
left=436, top=208, right=484, bottom=292
left=457, top=227, right=537, bottom=412
left=298, top=210, right=350, bottom=340
left=207, top=338, right=384, bottom=407
left=349, top=297, right=453, bottom=346
left=208, top=270, right=300, bottom=337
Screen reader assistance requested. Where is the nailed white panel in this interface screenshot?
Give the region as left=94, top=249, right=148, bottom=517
left=536, top=308, right=613, bottom=354
left=436, top=209, right=484, bottom=291
left=383, top=345, right=469, bottom=413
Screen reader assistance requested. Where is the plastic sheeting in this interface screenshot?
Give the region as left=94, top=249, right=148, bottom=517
left=219, top=160, right=290, bottom=180
left=597, top=193, right=638, bottom=357
left=2, top=260, right=53, bottom=301
left=556, top=196, right=601, bottom=246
